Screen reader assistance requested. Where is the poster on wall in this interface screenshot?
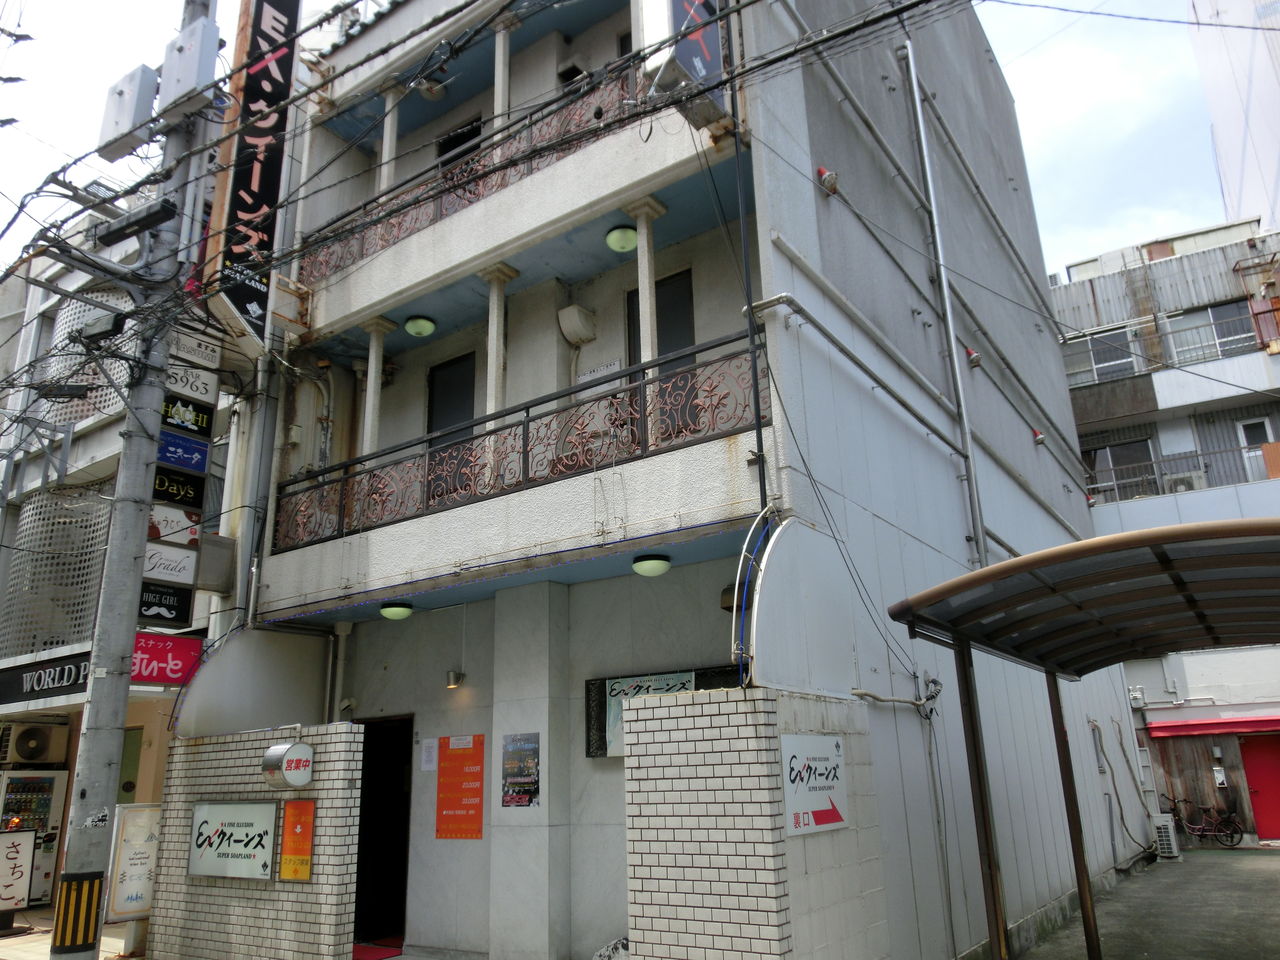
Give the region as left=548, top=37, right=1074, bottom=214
left=436, top=735, right=484, bottom=839
left=279, top=800, right=315, bottom=882
left=188, top=801, right=276, bottom=878
left=501, top=733, right=540, bottom=807
left=781, top=734, right=847, bottom=836
left=106, top=804, right=161, bottom=921
left=0, top=830, right=35, bottom=910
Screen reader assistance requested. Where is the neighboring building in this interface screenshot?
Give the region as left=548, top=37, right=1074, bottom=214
left=1190, top=0, right=1280, bottom=231
left=1053, top=219, right=1280, bottom=844
left=0, top=2, right=1148, bottom=959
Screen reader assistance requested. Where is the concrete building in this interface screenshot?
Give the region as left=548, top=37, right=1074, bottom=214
left=1052, top=218, right=1280, bottom=844
left=0, top=1, right=1145, bottom=959
left=1190, top=0, right=1280, bottom=231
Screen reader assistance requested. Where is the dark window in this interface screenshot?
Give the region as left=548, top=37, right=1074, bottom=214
left=438, top=117, right=482, bottom=165
left=618, top=32, right=632, bottom=57
left=626, top=269, right=695, bottom=374
left=558, top=64, right=587, bottom=90
left=427, top=352, right=476, bottom=446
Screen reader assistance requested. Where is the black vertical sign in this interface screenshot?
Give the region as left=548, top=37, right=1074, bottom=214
left=219, top=0, right=300, bottom=342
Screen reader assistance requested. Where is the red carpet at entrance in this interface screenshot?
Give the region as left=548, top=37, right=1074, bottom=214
left=353, top=942, right=402, bottom=959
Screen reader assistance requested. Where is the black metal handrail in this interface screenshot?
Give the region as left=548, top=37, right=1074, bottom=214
left=273, top=335, right=769, bottom=552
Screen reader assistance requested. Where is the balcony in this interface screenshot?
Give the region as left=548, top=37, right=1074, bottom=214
left=299, top=73, right=637, bottom=287
left=273, top=338, right=768, bottom=553
left=1086, top=443, right=1276, bottom=504
left=1064, top=308, right=1263, bottom=389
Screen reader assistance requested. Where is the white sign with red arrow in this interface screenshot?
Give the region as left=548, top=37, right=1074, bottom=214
left=782, top=734, right=848, bottom=836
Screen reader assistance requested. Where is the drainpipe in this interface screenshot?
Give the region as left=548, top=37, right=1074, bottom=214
left=900, top=39, right=988, bottom=567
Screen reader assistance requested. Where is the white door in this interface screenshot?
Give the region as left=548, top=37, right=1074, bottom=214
left=1236, top=418, right=1274, bottom=482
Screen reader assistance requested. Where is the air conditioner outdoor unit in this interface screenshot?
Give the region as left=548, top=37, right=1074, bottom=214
left=0, top=723, right=69, bottom=764
left=1151, top=813, right=1180, bottom=859
left=1163, top=470, right=1207, bottom=495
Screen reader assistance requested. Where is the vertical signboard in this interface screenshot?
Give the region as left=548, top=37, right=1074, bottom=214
left=209, top=0, right=301, bottom=345
left=501, top=733, right=540, bottom=807
left=782, top=734, right=847, bottom=836
left=279, top=799, right=314, bottom=882
left=435, top=735, right=484, bottom=839
left=106, top=804, right=161, bottom=922
left=0, top=830, right=35, bottom=911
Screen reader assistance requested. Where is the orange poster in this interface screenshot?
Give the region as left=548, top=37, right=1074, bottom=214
left=280, top=800, right=315, bottom=881
left=436, top=734, right=485, bottom=839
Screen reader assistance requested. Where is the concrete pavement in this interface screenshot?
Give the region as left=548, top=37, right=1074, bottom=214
left=0, top=907, right=128, bottom=960
left=1020, top=848, right=1280, bottom=959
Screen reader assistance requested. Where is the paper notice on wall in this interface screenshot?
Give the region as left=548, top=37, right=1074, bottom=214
left=421, top=739, right=438, bottom=772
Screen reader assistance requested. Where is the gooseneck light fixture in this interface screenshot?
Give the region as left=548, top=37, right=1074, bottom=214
left=632, top=554, right=671, bottom=577
left=604, top=224, right=638, bottom=254
left=404, top=315, right=437, bottom=338
left=380, top=601, right=414, bottom=620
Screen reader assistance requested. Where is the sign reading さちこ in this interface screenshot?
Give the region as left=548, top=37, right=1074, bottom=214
left=188, top=802, right=275, bottom=878
left=436, top=735, right=484, bottom=839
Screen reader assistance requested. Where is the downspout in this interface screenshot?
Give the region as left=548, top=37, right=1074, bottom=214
left=900, top=39, right=988, bottom=567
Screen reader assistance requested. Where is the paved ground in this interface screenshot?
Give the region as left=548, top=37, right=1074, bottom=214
left=1021, top=848, right=1280, bottom=959
left=0, top=906, right=127, bottom=960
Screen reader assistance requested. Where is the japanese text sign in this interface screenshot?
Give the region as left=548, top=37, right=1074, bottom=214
left=436, top=735, right=484, bottom=839
left=188, top=802, right=276, bottom=879
left=782, top=735, right=848, bottom=836
left=0, top=830, right=34, bottom=911
left=131, top=632, right=202, bottom=686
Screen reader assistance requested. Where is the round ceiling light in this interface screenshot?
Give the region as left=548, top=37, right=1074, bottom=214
left=404, top=315, right=437, bottom=337
left=380, top=601, right=414, bottom=620
left=632, top=554, right=672, bottom=577
left=605, top=225, right=638, bottom=253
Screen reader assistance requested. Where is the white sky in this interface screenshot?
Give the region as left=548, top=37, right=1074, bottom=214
left=0, top=0, right=1231, bottom=279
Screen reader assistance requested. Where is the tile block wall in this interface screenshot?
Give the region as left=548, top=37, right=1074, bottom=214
left=623, top=687, right=791, bottom=960
left=149, top=723, right=363, bottom=960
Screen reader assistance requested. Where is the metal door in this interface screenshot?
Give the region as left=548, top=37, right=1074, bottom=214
left=1240, top=734, right=1280, bottom=839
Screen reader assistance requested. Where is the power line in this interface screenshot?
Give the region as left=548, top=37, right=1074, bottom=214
left=982, top=0, right=1280, bottom=32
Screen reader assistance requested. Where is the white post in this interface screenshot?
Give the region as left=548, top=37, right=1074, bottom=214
left=378, top=87, right=405, bottom=196
left=625, top=196, right=667, bottom=363
left=479, top=263, right=519, bottom=415
left=492, top=14, right=519, bottom=123
left=360, top=317, right=397, bottom=455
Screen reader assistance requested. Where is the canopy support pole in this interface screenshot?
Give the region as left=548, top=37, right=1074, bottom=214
left=1046, top=671, right=1104, bottom=960
left=953, top=636, right=1011, bottom=960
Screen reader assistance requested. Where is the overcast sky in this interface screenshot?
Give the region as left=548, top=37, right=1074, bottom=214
left=0, top=0, right=1231, bottom=279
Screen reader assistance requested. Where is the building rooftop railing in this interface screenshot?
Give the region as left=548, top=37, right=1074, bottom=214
left=273, top=335, right=769, bottom=552
left=1063, top=308, right=1275, bottom=388
left=1087, top=443, right=1274, bottom=504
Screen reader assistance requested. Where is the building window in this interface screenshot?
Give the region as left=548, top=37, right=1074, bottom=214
left=1236, top=417, right=1273, bottom=482
left=1062, top=327, right=1138, bottom=386
left=1084, top=438, right=1157, bottom=502
left=438, top=116, right=483, bottom=167
left=1163, top=299, right=1255, bottom=364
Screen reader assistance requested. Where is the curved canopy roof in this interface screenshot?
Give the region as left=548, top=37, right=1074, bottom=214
left=887, top=519, right=1280, bottom=678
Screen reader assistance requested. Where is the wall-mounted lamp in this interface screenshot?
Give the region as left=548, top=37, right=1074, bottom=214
left=446, top=670, right=465, bottom=689
left=604, top=225, right=638, bottom=253
left=632, top=554, right=671, bottom=577
left=404, top=315, right=437, bottom=337
left=380, top=601, right=414, bottom=620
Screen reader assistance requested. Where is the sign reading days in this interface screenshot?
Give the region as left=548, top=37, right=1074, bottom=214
left=188, top=801, right=276, bottom=879
left=436, top=734, right=484, bottom=839
left=782, top=735, right=847, bottom=836
left=153, top=466, right=205, bottom=510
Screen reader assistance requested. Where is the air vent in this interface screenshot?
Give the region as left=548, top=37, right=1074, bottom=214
left=1152, top=813, right=1180, bottom=859
left=1163, top=470, right=1207, bottom=495
left=0, top=724, right=69, bottom=764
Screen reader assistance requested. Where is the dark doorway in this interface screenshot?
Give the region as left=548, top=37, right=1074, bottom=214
left=626, top=269, right=695, bottom=374
left=353, top=715, right=413, bottom=943
left=427, top=352, right=476, bottom=445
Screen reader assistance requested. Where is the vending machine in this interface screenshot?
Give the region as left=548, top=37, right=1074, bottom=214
left=0, top=771, right=68, bottom=904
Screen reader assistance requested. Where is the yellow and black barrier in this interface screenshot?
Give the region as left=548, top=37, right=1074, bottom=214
left=51, top=871, right=103, bottom=955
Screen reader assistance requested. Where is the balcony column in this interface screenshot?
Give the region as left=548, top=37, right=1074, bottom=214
left=378, top=87, right=406, bottom=196
left=359, top=317, right=397, bottom=456
left=479, top=263, right=520, bottom=415
left=492, top=14, right=519, bottom=123
left=624, top=196, right=668, bottom=363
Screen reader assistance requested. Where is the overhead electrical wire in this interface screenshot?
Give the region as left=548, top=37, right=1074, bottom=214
left=983, top=0, right=1280, bottom=32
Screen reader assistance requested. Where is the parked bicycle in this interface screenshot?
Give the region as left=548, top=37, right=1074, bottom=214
left=1160, top=793, right=1245, bottom=847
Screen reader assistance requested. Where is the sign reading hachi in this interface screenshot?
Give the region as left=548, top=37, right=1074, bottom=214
left=143, top=542, right=198, bottom=586
left=782, top=734, right=848, bottom=836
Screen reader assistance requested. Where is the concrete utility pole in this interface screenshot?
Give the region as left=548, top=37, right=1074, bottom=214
left=52, top=1, right=213, bottom=956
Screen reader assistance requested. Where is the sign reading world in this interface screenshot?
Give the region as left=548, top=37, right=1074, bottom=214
left=782, top=734, right=848, bottom=836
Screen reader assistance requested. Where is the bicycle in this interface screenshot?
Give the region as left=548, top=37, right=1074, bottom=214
left=1160, top=793, right=1245, bottom=847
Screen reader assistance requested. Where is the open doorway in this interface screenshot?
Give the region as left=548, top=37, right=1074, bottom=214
left=354, top=715, right=414, bottom=945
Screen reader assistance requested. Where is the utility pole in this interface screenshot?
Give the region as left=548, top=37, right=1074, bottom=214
left=52, top=1, right=213, bottom=956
